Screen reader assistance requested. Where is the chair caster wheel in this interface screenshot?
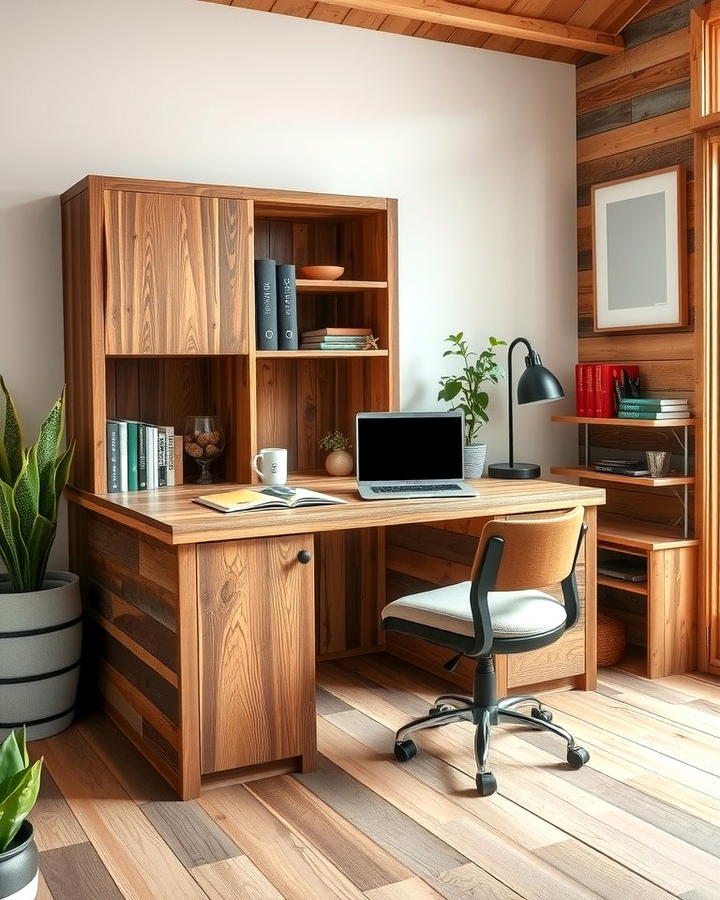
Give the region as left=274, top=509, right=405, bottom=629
left=429, top=704, right=453, bottom=715
left=475, top=772, right=497, bottom=796
left=394, top=740, right=417, bottom=762
left=567, top=747, right=590, bottom=769
left=531, top=707, right=553, bottom=723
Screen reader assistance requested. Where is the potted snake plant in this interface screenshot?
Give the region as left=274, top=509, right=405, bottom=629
left=0, top=729, right=42, bottom=900
left=438, top=333, right=506, bottom=478
left=0, top=378, right=78, bottom=741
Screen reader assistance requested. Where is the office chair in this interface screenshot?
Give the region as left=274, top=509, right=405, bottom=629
left=381, top=506, right=589, bottom=796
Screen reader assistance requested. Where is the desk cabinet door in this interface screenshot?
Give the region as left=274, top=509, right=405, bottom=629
left=104, top=190, right=249, bottom=355
left=198, top=535, right=316, bottom=774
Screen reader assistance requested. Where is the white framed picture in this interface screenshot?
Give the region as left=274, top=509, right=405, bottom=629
left=592, top=166, right=687, bottom=332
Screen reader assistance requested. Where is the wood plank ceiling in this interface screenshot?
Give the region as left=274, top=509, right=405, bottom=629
left=200, top=0, right=657, bottom=63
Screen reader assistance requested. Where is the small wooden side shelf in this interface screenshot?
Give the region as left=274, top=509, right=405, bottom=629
left=552, top=415, right=698, bottom=677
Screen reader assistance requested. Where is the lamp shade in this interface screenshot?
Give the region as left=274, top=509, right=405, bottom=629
left=517, top=364, right=565, bottom=405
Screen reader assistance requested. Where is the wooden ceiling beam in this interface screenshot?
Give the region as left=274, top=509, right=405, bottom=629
left=299, top=0, right=625, bottom=54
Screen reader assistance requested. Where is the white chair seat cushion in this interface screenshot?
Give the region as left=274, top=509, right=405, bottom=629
left=381, top=581, right=566, bottom=639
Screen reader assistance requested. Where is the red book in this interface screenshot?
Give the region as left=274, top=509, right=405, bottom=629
left=594, top=364, right=640, bottom=417
left=584, top=364, right=595, bottom=418
left=575, top=364, right=585, bottom=416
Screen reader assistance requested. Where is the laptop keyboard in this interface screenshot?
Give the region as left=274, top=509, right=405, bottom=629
left=370, top=484, right=462, bottom=493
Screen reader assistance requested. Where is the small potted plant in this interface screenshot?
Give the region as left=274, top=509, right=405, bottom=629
left=320, top=431, right=353, bottom=477
left=0, top=728, right=42, bottom=900
left=0, top=378, right=79, bottom=741
left=438, top=333, right=506, bottom=478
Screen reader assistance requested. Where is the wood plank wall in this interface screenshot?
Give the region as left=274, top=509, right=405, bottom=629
left=576, top=0, right=700, bottom=526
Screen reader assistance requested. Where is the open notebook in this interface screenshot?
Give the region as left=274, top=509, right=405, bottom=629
left=193, top=486, right=346, bottom=513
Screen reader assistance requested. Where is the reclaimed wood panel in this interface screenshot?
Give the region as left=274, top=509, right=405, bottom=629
left=104, top=191, right=249, bottom=355
left=197, top=535, right=317, bottom=774
left=573, top=2, right=697, bottom=593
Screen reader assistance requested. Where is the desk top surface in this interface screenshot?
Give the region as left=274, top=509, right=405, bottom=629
left=67, top=476, right=605, bottom=546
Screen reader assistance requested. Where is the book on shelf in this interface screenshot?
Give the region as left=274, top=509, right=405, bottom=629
left=277, top=264, right=299, bottom=351
left=254, top=258, right=278, bottom=351
left=618, top=410, right=690, bottom=420
left=590, top=463, right=651, bottom=477
left=619, top=398, right=690, bottom=411
left=106, top=420, right=179, bottom=493
left=194, top=486, right=346, bottom=513
left=598, top=558, right=647, bottom=583
left=576, top=363, right=641, bottom=417
left=106, top=422, right=120, bottom=493
left=302, top=327, right=372, bottom=337
left=300, top=343, right=372, bottom=351
left=127, top=422, right=139, bottom=491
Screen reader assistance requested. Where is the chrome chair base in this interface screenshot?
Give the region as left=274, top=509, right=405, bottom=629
left=393, top=691, right=590, bottom=796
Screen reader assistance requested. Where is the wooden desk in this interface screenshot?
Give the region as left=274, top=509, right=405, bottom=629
left=67, top=478, right=604, bottom=799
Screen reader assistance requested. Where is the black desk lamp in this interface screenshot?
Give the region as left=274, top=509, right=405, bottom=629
left=488, top=337, right=565, bottom=480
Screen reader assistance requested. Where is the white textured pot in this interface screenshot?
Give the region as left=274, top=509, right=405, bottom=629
left=464, top=443, right=487, bottom=479
left=0, top=572, right=81, bottom=741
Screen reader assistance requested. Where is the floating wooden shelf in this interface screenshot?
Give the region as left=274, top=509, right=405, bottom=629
left=597, top=574, right=648, bottom=595
left=550, top=465, right=694, bottom=487
left=597, top=513, right=699, bottom=550
left=551, top=415, right=695, bottom=428
left=296, top=279, right=387, bottom=293
left=255, top=349, right=389, bottom=359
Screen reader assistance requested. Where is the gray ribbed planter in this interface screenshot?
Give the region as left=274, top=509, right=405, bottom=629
left=0, top=572, right=81, bottom=741
left=0, top=822, right=38, bottom=900
left=464, top=443, right=487, bottom=479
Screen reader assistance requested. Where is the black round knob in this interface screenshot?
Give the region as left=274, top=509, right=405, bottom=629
left=297, top=549, right=312, bottom=564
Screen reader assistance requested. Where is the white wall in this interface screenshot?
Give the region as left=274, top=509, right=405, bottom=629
left=0, top=0, right=578, bottom=569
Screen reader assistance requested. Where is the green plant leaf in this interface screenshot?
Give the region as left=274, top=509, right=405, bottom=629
left=0, top=758, right=42, bottom=852
left=0, top=732, right=25, bottom=785
left=13, top=447, right=39, bottom=544
left=0, top=378, right=24, bottom=485
left=0, top=482, right=27, bottom=591
left=26, top=515, right=55, bottom=591
left=36, top=387, right=65, bottom=507
left=14, top=729, right=29, bottom=769
left=53, top=441, right=74, bottom=503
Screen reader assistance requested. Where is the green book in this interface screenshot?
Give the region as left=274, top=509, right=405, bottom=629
left=618, top=410, right=690, bottom=420
left=619, top=398, right=689, bottom=410
left=127, top=422, right=139, bottom=491
left=137, top=425, right=148, bottom=490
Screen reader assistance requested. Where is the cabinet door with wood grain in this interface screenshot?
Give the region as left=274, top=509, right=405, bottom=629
left=104, top=190, right=249, bottom=355
left=198, top=535, right=316, bottom=775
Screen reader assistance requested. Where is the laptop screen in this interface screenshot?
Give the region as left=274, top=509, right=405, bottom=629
left=356, top=413, right=464, bottom=482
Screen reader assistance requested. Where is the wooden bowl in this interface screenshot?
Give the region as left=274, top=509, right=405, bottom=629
left=298, top=265, right=345, bottom=280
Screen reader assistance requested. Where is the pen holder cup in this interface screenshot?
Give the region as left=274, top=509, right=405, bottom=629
left=645, top=450, right=671, bottom=478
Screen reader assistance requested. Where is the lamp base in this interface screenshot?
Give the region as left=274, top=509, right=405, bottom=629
left=487, top=462, right=541, bottom=480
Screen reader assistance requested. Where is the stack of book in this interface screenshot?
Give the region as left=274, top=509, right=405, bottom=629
left=618, top=398, right=691, bottom=420
left=575, top=363, right=640, bottom=417
left=254, top=259, right=298, bottom=351
left=300, top=327, right=373, bottom=351
left=106, top=420, right=178, bottom=493
left=590, top=458, right=651, bottom=477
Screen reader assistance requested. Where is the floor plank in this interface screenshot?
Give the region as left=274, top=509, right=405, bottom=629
left=26, top=655, right=720, bottom=900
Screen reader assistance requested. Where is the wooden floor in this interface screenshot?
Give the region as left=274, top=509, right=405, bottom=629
left=31, top=654, right=720, bottom=900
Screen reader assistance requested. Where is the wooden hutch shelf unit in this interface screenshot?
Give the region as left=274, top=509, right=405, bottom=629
left=60, top=175, right=603, bottom=799
left=551, top=415, right=698, bottom=678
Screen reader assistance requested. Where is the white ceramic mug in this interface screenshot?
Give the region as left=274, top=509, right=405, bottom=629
left=251, top=448, right=288, bottom=485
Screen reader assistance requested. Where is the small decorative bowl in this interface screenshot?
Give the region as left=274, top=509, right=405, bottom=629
left=298, top=265, right=345, bottom=280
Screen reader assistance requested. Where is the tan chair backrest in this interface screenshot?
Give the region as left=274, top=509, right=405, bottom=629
left=471, top=507, right=585, bottom=592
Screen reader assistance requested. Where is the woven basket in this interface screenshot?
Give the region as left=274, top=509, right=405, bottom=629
left=597, top=612, right=626, bottom=667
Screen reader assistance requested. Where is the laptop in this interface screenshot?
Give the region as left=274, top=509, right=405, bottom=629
left=356, top=411, right=477, bottom=500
